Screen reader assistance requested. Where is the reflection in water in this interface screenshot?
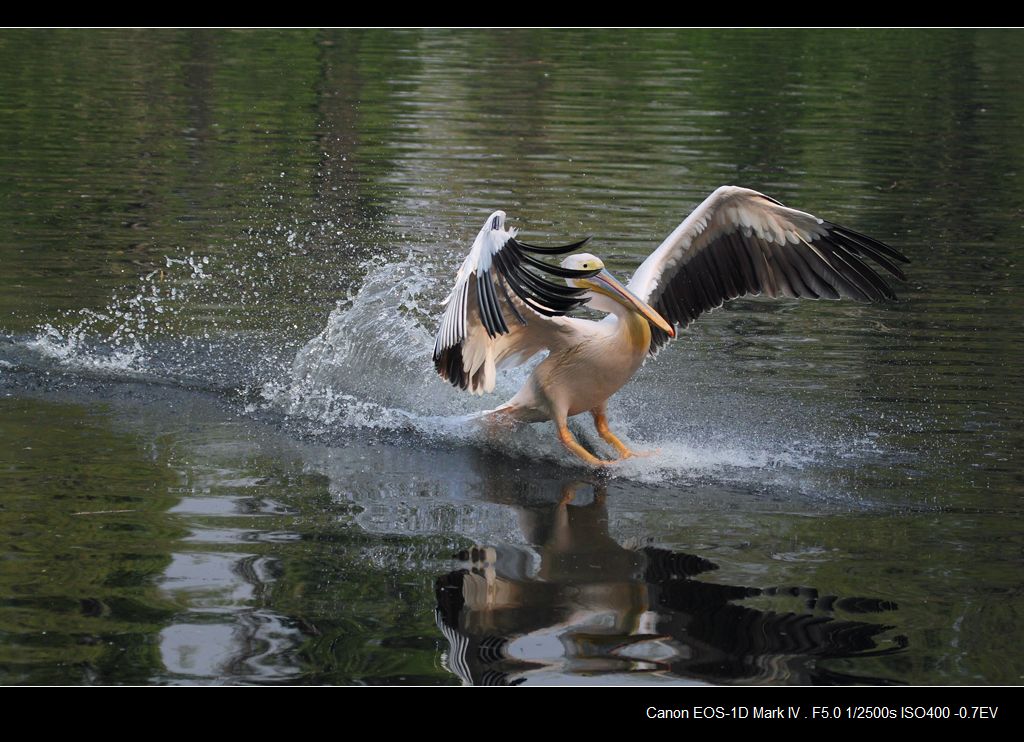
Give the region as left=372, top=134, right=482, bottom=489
left=157, top=493, right=304, bottom=683
left=436, top=481, right=906, bottom=685
left=160, top=612, right=303, bottom=681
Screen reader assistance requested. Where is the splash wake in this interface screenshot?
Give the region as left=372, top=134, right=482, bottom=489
left=7, top=252, right=861, bottom=489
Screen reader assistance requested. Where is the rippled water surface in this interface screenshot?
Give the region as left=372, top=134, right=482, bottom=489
left=1, top=29, right=1022, bottom=685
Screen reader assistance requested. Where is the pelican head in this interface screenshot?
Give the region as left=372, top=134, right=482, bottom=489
left=561, top=253, right=675, bottom=337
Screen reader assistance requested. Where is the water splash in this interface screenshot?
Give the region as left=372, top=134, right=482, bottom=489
left=12, top=242, right=847, bottom=489
left=265, top=256, right=446, bottom=416
left=25, top=258, right=194, bottom=376
left=21, top=247, right=294, bottom=390
left=261, top=256, right=829, bottom=487
left=29, top=321, right=147, bottom=376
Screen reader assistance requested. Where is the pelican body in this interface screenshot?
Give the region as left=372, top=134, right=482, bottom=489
left=433, top=187, right=908, bottom=466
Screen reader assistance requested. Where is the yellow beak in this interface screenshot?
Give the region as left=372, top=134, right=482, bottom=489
left=590, top=270, right=675, bottom=337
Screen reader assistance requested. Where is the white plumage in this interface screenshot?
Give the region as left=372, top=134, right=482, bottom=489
left=434, top=188, right=907, bottom=466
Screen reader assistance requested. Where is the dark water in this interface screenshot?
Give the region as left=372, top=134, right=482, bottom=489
left=1, top=29, right=1022, bottom=685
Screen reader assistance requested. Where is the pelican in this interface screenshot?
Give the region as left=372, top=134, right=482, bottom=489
left=433, top=186, right=908, bottom=467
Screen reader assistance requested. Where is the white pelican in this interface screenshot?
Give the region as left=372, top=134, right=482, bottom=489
left=434, top=186, right=908, bottom=467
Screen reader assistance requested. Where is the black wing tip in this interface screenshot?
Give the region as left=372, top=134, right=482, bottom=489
left=512, top=236, right=591, bottom=255
left=824, top=222, right=911, bottom=264
left=435, top=343, right=468, bottom=391
left=520, top=252, right=603, bottom=279
left=477, top=269, right=509, bottom=338
left=647, top=325, right=675, bottom=356
left=817, top=222, right=910, bottom=292
left=499, top=240, right=593, bottom=310
left=460, top=231, right=596, bottom=340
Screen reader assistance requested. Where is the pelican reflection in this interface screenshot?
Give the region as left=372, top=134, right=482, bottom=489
left=435, top=481, right=905, bottom=685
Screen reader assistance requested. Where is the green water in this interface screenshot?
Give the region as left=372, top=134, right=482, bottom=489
left=0, top=29, right=1021, bottom=685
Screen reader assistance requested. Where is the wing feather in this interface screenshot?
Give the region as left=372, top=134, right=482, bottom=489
left=433, top=211, right=598, bottom=394
left=628, top=186, right=909, bottom=353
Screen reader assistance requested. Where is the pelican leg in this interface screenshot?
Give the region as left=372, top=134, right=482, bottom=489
left=556, top=421, right=608, bottom=467
left=591, top=407, right=642, bottom=460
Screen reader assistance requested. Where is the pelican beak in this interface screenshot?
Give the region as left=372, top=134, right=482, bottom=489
left=590, top=270, right=675, bottom=337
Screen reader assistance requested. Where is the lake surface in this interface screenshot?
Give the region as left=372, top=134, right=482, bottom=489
left=1, top=29, right=1021, bottom=685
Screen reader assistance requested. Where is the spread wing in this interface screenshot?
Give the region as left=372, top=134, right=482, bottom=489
left=627, top=186, right=910, bottom=353
left=433, top=210, right=599, bottom=394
